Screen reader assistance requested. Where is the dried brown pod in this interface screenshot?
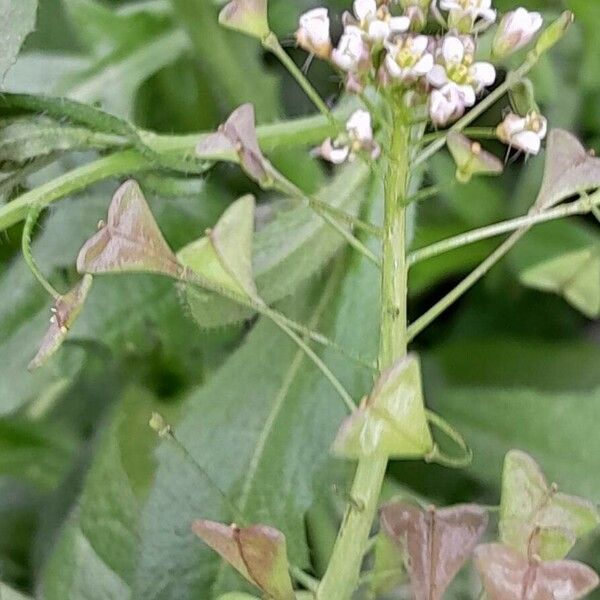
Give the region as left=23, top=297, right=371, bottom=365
left=474, top=543, right=599, bottom=600
left=77, top=180, right=181, bottom=278
left=192, top=520, right=295, bottom=600
left=380, top=502, right=488, bottom=600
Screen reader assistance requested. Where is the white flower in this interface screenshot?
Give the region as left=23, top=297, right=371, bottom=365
left=332, top=26, right=369, bottom=71
left=296, top=8, right=332, bottom=59
left=351, top=0, right=410, bottom=42
left=496, top=111, right=547, bottom=155
left=440, top=0, right=496, bottom=32
left=429, top=84, right=465, bottom=126
left=384, top=35, right=434, bottom=83
left=427, top=36, right=496, bottom=110
left=318, top=110, right=380, bottom=163
left=492, top=8, right=543, bottom=58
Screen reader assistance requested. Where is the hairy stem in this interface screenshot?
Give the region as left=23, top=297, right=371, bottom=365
left=408, top=192, right=600, bottom=266
left=317, top=107, right=411, bottom=600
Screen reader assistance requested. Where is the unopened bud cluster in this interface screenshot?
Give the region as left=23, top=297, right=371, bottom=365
left=297, top=0, right=548, bottom=163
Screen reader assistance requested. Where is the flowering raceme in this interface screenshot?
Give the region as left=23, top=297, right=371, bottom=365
left=296, top=0, right=549, bottom=164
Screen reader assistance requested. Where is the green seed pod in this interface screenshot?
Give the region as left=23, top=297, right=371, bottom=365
left=509, top=79, right=539, bottom=116
left=219, top=0, right=270, bottom=40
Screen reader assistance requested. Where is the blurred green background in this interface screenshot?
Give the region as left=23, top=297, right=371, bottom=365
left=0, top=0, right=599, bottom=598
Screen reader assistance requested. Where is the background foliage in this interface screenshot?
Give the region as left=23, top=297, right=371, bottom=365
left=0, top=0, right=599, bottom=598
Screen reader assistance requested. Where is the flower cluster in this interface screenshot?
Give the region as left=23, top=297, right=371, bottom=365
left=296, top=0, right=547, bottom=164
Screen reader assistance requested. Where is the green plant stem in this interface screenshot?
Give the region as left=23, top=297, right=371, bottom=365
left=262, top=33, right=336, bottom=127
left=290, top=566, right=320, bottom=593
left=0, top=112, right=342, bottom=233
left=408, top=188, right=600, bottom=340
left=316, top=109, right=411, bottom=600
left=419, top=127, right=497, bottom=145
left=408, top=229, right=527, bottom=341
left=408, top=192, right=600, bottom=267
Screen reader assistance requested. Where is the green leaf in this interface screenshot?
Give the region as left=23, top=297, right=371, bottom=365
left=434, top=386, right=600, bottom=501
left=178, top=195, right=259, bottom=301
left=134, top=189, right=381, bottom=598
left=192, top=522, right=295, bottom=600
left=40, top=386, right=167, bottom=599
left=0, top=0, right=37, bottom=82
left=183, top=163, right=370, bottom=327
left=0, top=417, right=77, bottom=489
left=0, top=583, right=32, bottom=600
left=0, top=118, right=123, bottom=165
left=499, top=450, right=599, bottom=560
left=332, top=354, right=433, bottom=460
left=520, top=246, right=600, bottom=319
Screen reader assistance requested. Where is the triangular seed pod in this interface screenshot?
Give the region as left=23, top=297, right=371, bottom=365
left=28, top=275, right=93, bottom=370
left=447, top=132, right=503, bottom=183
left=332, top=354, right=433, bottom=460
left=219, top=0, right=270, bottom=41
left=178, top=195, right=260, bottom=301
left=77, top=180, right=182, bottom=278
left=535, top=130, right=600, bottom=211
left=381, top=502, right=488, bottom=600
left=475, top=543, right=599, bottom=600
left=499, top=450, right=600, bottom=560
left=192, top=520, right=295, bottom=600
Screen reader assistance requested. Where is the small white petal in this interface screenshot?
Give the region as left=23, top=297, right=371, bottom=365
left=368, top=19, right=390, bottom=41
left=513, top=130, right=542, bottom=154
left=455, top=84, right=476, bottom=107
left=480, top=8, right=497, bottom=22
left=427, top=64, right=449, bottom=88
left=413, top=52, right=434, bottom=75
left=346, top=109, right=373, bottom=142
left=471, top=61, right=496, bottom=89
left=442, top=36, right=465, bottom=63
left=353, top=0, right=377, bottom=21
left=411, top=35, right=429, bottom=55
left=389, top=16, right=411, bottom=32
left=385, top=54, right=404, bottom=78
left=320, top=139, right=351, bottom=163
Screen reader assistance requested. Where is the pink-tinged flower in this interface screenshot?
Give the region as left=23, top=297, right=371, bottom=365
left=296, top=8, right=332, bottom=59
left=439, top=0, right=496, bottom=32
left=332, top=26, right=370, bottom=71
left=427, top=35, right=496, bottom=108
left=384, top=35, right=434, bottom=83
left=492, top=8, right=543, bottom=58
left=317, top=110, right=380, bottom=164
left=429, top=84, right=465, bottom=126
left=496, top=111, right=548, bottom=155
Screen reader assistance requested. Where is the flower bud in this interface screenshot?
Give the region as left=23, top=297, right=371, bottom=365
left=509, top=79, right=539, bottom=117
left=219, top=0, right=270, bottom=40
left=447, top=132, right=503, bottom=183
left=149, top=412, right=171, bottom=437
left=296, top=8, right=332, bottom=59
left=492, top=8, right=543, bottom=58
left=534, top=11, right=574, bottom=57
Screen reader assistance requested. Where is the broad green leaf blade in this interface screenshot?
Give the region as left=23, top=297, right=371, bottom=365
left=40, top=387, right=166, bottom=599
left=183, top=163, right=370, bottom=327
left=332, top=354, right=433, bottom=459
left=0, top=417, right=77, bottom=489
left=520, top=247, right=600, bottom=319
left=0, top=583, right=32, bottom=600
left=191, top=522, right=295, bottom=600
left=178, top=195, right=259, bottom=301
left=499, top=450, right=599, bottom=560
left=0, top=118, right=123, bottom=165
left=434, top=386, right=600, bottom=501
left=381, top=503, right=488, bottom=600
left=29, top=275, right=93, bottom=370
left=77, top=180, right=182, bottom=278
left=134, top=194, right=381, bottom=598
left=0, top=0, right=37, bottom=82
left=535, top=129, right=600, bottom=210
